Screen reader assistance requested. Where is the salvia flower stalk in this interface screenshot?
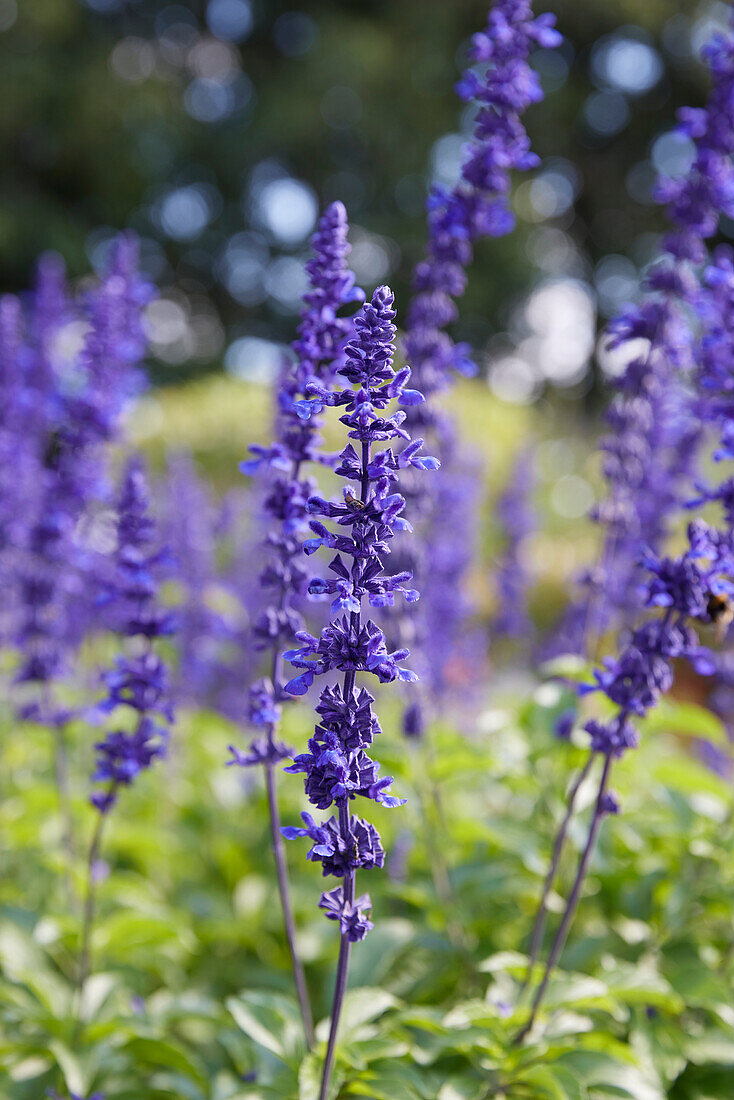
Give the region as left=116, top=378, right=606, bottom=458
left=79, top=458, right=174, bottom=1013
left=281, top=286, right=438, bottom=1099
left=394, top=0, right=561, bottom=731
left=162, top=452, right=235, bottom=710
left=549, top=19, right=734, bottom=660
left=398, top=442, right=483, bottom=739
left=405, top=0, right=562, bottom=409
left=230, top=201, right=362, bottom=1049
left=8, top=240, right=153, bottom=872
left=519, top=20, right=734, bottom=1038
left=492, top=447, right=536, bottom=644
left=13, top=237, right=154, bottom=706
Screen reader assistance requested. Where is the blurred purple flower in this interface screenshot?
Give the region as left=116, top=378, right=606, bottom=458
left=91, top=459, right=174, bottom=815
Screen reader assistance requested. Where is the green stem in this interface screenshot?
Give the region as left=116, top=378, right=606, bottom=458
left=265, top=759, right=314, bottom=1049
left=74, top=782, right=115, bottom=1034
left=515, top=755, right=612, bottom=1043
left=520, top=751, right=595, bottom=995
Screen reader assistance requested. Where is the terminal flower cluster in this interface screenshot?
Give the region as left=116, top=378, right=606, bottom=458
left=283, top=285, right=438, bottom=940
left=91, top=459, right=175, bottom=814
left=551, top=21, right=734, bottom=655
left=231, top=202, right=362, bottom=769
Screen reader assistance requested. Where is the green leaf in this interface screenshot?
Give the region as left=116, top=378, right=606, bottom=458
left=227, top=991, right=306, bottom=1066
left=437, top=1080, right=485, bottom=1100
left=685, top=1032, right=734, bottom=1064
left=338, top=988, right=399, bottom=1037
left=601, top=961, right=684, bottom=1013
left=515, top=1066, right=572, bottom=1099
left=652, top=756, right=732, bottom=802
left=298, top=1051, right=321, bottom=1100
left=630, top=1012, right=687, bottom=1086
left=122, top=1037, right=209, bottom=1088
left=642, top=699, right=731, bottom=747
left=49, top=1040, right=88, bottom=1097
left=347, top=1061, right=436, bottom=1100
left=96, top=910, right=195, bottom=954
left=550, top=1067, right=589, bottom=1100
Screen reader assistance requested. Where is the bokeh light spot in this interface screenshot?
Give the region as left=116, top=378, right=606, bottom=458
left=591, top=33, right=663, bottom=97
left=489, top=356, right=539, bottom=405
left=159, top=185, right=214, bottom=241
left=651, top=130, right=695, bottom=179
left=0, top=0, right=17, bottom=31
left=430, top=133, right=465, bottom=189
left=206, top=0, right=254, bottom=43
left=594, top=255, right=638, bottom=316
left=582, top=91, right=630, bottom=137
left=110, top=37, right=156, bottom=83
left=254, top=178, right=318, bottom=246
left=273, top=12, right=318, bottom=57
left=225, top=336, right=284, bottom=382
left=550, top=475, right=594, bottom=519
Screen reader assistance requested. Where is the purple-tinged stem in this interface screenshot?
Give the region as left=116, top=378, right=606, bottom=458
left=259, top=485, right=314, bottom=1050
left=74, top=780, right=116, bottom=1034
left=319, top=799, right=355, bottom=1100
left=520, top=750, right=596, bottom=994
left=51, top=719, right=77, bottom=902
left=264, top=758, right=314, bottom=1050
left=515, top=753, right=612, bottom=1043
left=319, top=444, right=370, bottom=1100
left=414, top=744, right=467, bottom=950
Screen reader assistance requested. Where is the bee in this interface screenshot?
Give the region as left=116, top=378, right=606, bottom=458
left=706, top=592, right=734, bottom=642
left=345, top=490, right=366, bottom=509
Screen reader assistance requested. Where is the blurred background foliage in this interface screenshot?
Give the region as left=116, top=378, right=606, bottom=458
left=0, top=0, right=728, bottom=400
left=5, top=675, right=734, bottom=1097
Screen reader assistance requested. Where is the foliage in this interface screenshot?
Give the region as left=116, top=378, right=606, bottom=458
left=0, top=0, right=715, bottom=384
left=1, top=681, right=733, bottom=1097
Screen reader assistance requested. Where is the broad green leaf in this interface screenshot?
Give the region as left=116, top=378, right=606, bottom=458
left=601, top=961, right=684, bottom=1013
left=652, top=756, right=732, bottom=802
left=437, top=1080, right=485, bottom=1100
left=549, top=1067, right=589, bottom=1100
left=478, top=950, right=528, bottom=975
left=515, top=1066, right=570, bottom=1099
left=227, top=996, right=285, bottom=1061
left=227, top=991, right=306, bottom=1066
left=298, top=1051, right=321, bottom=1100
left=338, top=988, right=399, bottom=1037
left=122, top=1037, right=208, bottom=1088
left=347, top=1061, right=436, bottom=1100
left=685, top=1033, right=734, bottom=1064
left=49, top=1040, right=88, bottom=1097
left=642, top=699, right=730, bottom=747
left=630, top=1013, right=687, bottom=1086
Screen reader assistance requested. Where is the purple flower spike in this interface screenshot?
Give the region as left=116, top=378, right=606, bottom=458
left=281, top=285, right=438, bottom=939
left=492, top=448, right=536, bottom=643
left=10, top=235, right=154, bottom=727
left=391, top=0, right=560, bottom=730
left=319, top=885, right=374, bottom=942
left=405, top=0, right=562, bottom=403
left=233, top=201, right=362, bottom=766
left=547, top=14, right=734, bottom=657
left=90, top=459, right=174, bottom=814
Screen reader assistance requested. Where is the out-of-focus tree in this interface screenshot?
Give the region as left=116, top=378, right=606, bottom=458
left=0, top=0, right=723, bottom=391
